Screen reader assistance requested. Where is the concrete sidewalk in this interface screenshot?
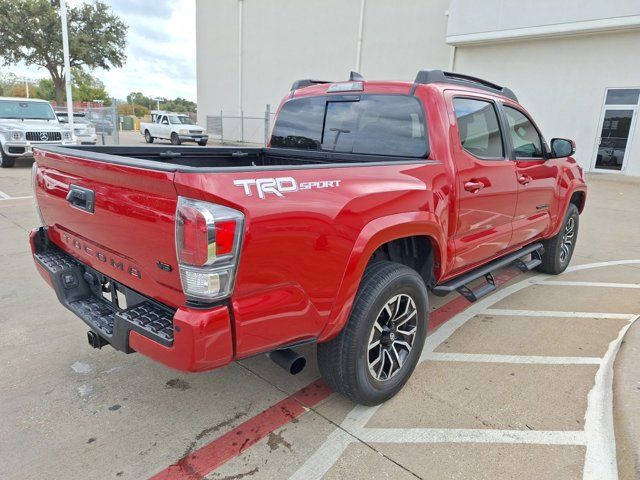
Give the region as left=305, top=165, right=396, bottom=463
left=615, top=320, right=640, bottom=480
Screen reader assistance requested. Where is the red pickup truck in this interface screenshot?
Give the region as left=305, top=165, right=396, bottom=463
left=30, top=70, right=586, bottom=405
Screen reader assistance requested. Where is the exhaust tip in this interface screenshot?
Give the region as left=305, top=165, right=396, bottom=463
left=289, top=355, right=306, bottom=375
left=268, top=348, right=306, bottom=375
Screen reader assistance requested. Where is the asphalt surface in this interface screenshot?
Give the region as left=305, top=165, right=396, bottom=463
left=1, top=154, right=639, bottom=480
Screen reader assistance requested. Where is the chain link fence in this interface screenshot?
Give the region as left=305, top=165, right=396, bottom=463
left=84, top=105, right=120, bottom=145
left=206, top=105, right=275, bottom=146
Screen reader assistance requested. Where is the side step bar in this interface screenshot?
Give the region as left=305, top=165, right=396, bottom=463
left=432, top=243, right=543, bottom=303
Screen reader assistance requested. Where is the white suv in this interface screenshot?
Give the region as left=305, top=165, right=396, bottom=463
left=0, top=97, right=75, bottom=168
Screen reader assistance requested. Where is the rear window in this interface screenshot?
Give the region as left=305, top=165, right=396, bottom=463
left=271, top=95, right=428, bottom=158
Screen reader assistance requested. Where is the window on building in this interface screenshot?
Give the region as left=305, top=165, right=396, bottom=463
left=453, top=98, right=503, bottom=159
left=270, top=95, right=428, bottom=158
left=605, top=89, right=640, bottom=106
left=504, top=106, right=544, bottom=159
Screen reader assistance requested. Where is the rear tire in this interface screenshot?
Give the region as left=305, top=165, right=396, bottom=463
left=536, top=204, right=579, bottom=274
left=144, top=130, right=154, bottom=143
left=170, top=133, right=181, bottom=145
left=198, top=140, right=208, bottom=146
left=0, top=149, right=15, bottom=168
left=317, top=261, right=429, bottom=406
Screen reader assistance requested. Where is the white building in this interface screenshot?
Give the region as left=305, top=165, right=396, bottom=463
left=196, top=0, right=640, bottom=176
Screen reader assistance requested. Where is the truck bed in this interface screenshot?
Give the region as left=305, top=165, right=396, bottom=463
left=38, top=145, right=424, bottom=172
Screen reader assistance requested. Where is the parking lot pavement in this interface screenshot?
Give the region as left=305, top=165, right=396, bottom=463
left=1, top=165, right=639, bottom=480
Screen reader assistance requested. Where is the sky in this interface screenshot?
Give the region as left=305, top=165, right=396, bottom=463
left=12, top=0, right=197, bottom=102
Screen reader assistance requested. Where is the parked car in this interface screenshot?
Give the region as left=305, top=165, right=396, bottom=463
left=56, top=113, right=97, bottom=145
left=30, top=70, right=586, bottom=405
left=0, top=97, right=75, bottom=168
left=85, top=112, right=114, bottom=135
left=140, top=111, right=208, bottom=145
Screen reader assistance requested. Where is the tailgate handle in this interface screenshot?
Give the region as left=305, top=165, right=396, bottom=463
left=66, top=185, right=95, bottom=213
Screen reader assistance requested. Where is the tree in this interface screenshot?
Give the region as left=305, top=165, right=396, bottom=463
left=33, top=69, right=110, bottom=104
left=118, top=103, right=149, bottom=118
left=163, top=97, right=197, bottom=114
left=0, top=72, right=20, bottom=96
left=125, top=92, right=197, bottom=114
left=35, top=78, right=57, bottom=101
left=126, top=92, right=154, bottom=111
left=0, top=73, right=38, bottom=98
left=0, top=0, right=127, bottom=105
left=71, top=68, right=110, bottom=104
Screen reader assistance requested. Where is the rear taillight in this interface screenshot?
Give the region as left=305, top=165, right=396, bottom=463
left=175, top=197, right=244, bottom=303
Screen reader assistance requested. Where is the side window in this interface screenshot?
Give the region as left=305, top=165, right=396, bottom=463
left=161, top=116, right=169, bottom=125
left=453, top=98, right=504, bottom=159
left=270, top=96, right=325, bottom=150
left=504, top=106, right=544, bottom=159
left=322, top=101, right=357, bottom=152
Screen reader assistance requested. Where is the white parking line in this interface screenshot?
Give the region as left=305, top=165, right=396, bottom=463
left=0, top=190, right=10, bottom=199
left=424, top=352, right=602, bottom=365
left=536, top=280, right=640, bottom=289
left=290, top=260, right=640, bottom=480
left=358, top=428, right=586, bottom=445
left=289, top=430, right=354, bottom=480
left=484, top=309, right=637, bottom=321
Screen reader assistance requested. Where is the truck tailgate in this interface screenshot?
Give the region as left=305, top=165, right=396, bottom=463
left=34, top=149, right=185, bottom=307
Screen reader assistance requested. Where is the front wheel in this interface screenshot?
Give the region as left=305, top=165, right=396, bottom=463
left=536, top=204, right=579, bottom=274
left=144, top=130, right=154, bottom=143
left=317, top=261, right=428, bottom=406
left=0, top=149, right=15, bottom=168
left=170, top=133, right=181, bottom=145
left=197, top=139, right=208, bottom=146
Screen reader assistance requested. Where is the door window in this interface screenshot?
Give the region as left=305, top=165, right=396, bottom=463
left=503, top=106, right=544, bottom=159
left=452, top=98, right=504, bottom=159
left=595, top=109, right=634, bottom=171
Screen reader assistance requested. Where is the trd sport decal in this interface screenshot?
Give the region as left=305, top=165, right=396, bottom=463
left=233, top=177, right=341, bottom=199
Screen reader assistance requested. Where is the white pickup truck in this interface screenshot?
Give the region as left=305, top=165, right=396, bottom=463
left=139, top=111, right=208, bottom=146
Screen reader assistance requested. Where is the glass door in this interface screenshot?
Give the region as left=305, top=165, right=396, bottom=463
left=594, top=89, right=640, bottom=172
left=595, top=109, right=634, bottom=171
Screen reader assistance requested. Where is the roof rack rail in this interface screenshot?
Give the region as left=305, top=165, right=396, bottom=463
left=413, top=69, right=517, bottom=102
left=290, top=79, right=332, bottom=91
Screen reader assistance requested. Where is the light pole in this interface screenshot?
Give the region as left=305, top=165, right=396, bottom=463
left=58, top=0, right=74, bottom=138
left=153, top=97, right=163, bottom=111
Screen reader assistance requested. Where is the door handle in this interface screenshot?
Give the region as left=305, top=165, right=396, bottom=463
left=464, top=180, right=485, bottom=192
left=66, top=184, right=95, bottom=213
left=518, top=174, right=532, bottom=185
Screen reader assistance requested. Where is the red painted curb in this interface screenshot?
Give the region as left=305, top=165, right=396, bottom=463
left=150, top=380, right=333, bottom=480
left=150, top=266, right=523, bottom=480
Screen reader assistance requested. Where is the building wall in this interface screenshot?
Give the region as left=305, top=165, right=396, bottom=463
left=447, top=0, right=640, bottom=43
left=453, top=29, right=640, bottom=175
left=196, top=0, right=451, bottom=124
left=196, top=0, right=640, bottom=175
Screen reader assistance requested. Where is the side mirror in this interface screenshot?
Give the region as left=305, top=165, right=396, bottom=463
left=550, top=138, right=575, bottom=158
